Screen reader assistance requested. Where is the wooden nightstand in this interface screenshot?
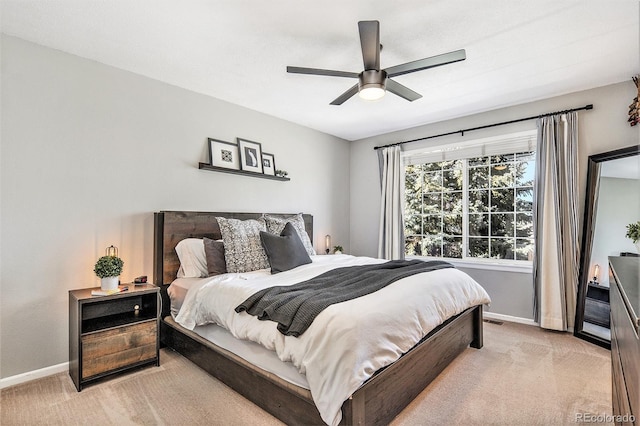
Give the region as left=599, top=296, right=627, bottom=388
left=69, top=284, right=160, bottom=391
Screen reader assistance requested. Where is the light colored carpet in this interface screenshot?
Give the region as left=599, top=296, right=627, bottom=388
left=1, top=321, right=612, bottom=425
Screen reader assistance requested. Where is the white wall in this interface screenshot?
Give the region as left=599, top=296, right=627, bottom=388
left=590, top=177, right=640, bottom=287
left=349, top=81, right=640, bottom=320
left=0, top=36, right=350, bottom=378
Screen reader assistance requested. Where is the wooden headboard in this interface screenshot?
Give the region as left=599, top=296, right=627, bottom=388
left=153, top=211, right=314, bottom=286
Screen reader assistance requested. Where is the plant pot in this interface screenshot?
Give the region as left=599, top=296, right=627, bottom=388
left=334, top=250, right=342, bottom=255
left=636, top=242, right=640, bottom=254
left=101, top=276, right=119, bottom=291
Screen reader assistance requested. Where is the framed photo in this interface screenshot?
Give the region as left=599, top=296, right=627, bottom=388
left=237, top=138, right=263, bottom=173
left=208, top=138, right=239, bottom=170
left=262, top=152, right=276, bottom=176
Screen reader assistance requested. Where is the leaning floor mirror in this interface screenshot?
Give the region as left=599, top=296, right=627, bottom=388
left=574, top=145, right=640, bottom=349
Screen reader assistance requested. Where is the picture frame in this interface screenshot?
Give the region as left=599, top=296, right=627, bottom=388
left=208, top=138, right=240, bottom=170
left=261, top=152, right=276, bottom=176
left=237, top=138, right=264, bottom=173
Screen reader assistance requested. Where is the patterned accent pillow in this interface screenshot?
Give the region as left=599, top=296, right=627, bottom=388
left=263, top=213, right=315, bottom=256
left=216, top=217, right=270, bottom=273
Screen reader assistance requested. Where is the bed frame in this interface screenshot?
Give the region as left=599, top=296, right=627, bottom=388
left=153, top=210, right=484, bottom=425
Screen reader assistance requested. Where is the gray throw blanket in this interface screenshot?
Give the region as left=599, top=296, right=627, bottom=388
left=235, top=259, right=453, bottom=337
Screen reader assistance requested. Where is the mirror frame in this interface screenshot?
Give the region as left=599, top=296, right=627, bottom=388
left=574, top=144, right=640, bottom=348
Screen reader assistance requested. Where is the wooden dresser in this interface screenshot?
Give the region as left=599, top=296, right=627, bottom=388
left=609, top=256, right=639, bottom=425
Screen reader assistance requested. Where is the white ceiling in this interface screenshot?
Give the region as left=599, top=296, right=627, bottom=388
left=2, top=1, right=638, bottom=141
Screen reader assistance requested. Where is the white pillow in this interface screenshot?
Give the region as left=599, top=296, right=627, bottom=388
left=175, top=238, right=208, bottom=278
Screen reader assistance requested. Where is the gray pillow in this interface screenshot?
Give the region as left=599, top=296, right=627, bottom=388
left=260, top=222, right=312, bottom=274
left=263, top=213, right=315, bottom=256
left=217, top=217, right=270, bottom=273
left=203, top=237, right=227, bottom=276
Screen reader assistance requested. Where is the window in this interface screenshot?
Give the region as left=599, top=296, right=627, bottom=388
left=404, top=132, right=536, bottom=263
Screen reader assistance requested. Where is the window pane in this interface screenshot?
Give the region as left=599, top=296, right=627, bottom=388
left=423, top=171, right=443, bottom=192
left=422, top=192, right=442, bottom=214
left=491, top=189, right=515, bottom=212
left=491, top=154, right=515, bottom=163
left=443, top=236, right=463, bottom=258
left=515, top=239, right=534, bottom=261
left=490, top=238, right=515, bottom=259
left=491, top=213, right=514, bottom=237
left=405, top=199, right=422, bottom=216
left=405, top=235, right=423, bottom=256
left=515, top=213, right=533, bottom=238
left=405, top=172, right=421, bottom=191
left=515, top=160, right=535, bottom=186
left=468, top=156, right=488, bottom=166
left=405, top=164, right=422, bottom=174
left=469, top=190, right=489, bottom=213
left=469, top=237, right=489, bottom=258
left=444, top=214, right=463, bottom=236
left=421, top=236, right=442, bottom=257
left=491, top=165, right=514, bottom=188
left=443, top=169, right=463, bottom=191
left=469, top=214, right=489, bottom=236
left=443, top=191, right=463, bottom=213
left=469, top=166, right=489, bottom=189
left=515, top=188, right=533, bottom=211
left=423, top=162, right=442, bottom=172
left=423, top=215, right=442, bottom=235
left=405, top=215, right=422, bottom=235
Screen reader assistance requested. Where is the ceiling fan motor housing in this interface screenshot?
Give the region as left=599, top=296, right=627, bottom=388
left=359, top=69, right=387, bottom=91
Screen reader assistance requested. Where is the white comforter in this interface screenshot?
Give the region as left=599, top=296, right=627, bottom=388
left=175, top=255, right=491, bottom=425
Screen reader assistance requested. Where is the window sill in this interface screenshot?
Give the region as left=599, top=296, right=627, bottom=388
left=407, top=256, right=533, bottom=274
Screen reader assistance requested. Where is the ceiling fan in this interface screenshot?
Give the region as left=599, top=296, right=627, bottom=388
left=286, top=20, right=466, bottom=105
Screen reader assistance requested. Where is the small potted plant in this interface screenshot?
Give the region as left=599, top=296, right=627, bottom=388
left=333, top=245, right=344, bottom=255
left=94, top=255, right=124, bottom=291
left=626, top=221, right=640, bottom=252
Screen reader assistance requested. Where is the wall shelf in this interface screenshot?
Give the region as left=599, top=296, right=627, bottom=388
left=198, top=162, right=290, bottom=181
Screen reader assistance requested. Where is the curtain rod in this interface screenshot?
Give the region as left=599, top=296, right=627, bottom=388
left=373, top=104, right=593, bottom=150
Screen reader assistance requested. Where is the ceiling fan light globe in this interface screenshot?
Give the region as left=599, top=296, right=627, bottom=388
left=359, top=85, right=386, bottom=101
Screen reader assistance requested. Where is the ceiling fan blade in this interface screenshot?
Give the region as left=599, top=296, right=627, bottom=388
left=358, top=21, right=380, bottom=70
left=385, top=49, right=466, bottom=77
left=386, top=79, right=422, bottom=102
left=287, top=66, right=359, bottom=78
left=330, top=84, right=359, bottom=105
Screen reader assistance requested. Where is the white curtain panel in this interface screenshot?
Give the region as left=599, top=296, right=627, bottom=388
left=377, top=146, right=405, bottom=260
left=533, top=112, right=579, bottom=331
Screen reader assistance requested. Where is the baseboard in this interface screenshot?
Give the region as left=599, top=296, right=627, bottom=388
left=0, top=361, right=69, bottom=390
left=484, top=311, right=538, bottom=327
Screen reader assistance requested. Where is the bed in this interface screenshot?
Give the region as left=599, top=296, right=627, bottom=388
left=153, top=210, right=489, bottom=425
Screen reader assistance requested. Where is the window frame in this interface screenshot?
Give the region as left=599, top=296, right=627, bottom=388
left=402, top=130, right=537, bottom=270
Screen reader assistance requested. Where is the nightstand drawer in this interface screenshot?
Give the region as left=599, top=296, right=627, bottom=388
left=81, top=321, right=157, bottom=379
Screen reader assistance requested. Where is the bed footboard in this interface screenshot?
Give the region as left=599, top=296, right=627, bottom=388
left=160, top=305, right=483, bottom=426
